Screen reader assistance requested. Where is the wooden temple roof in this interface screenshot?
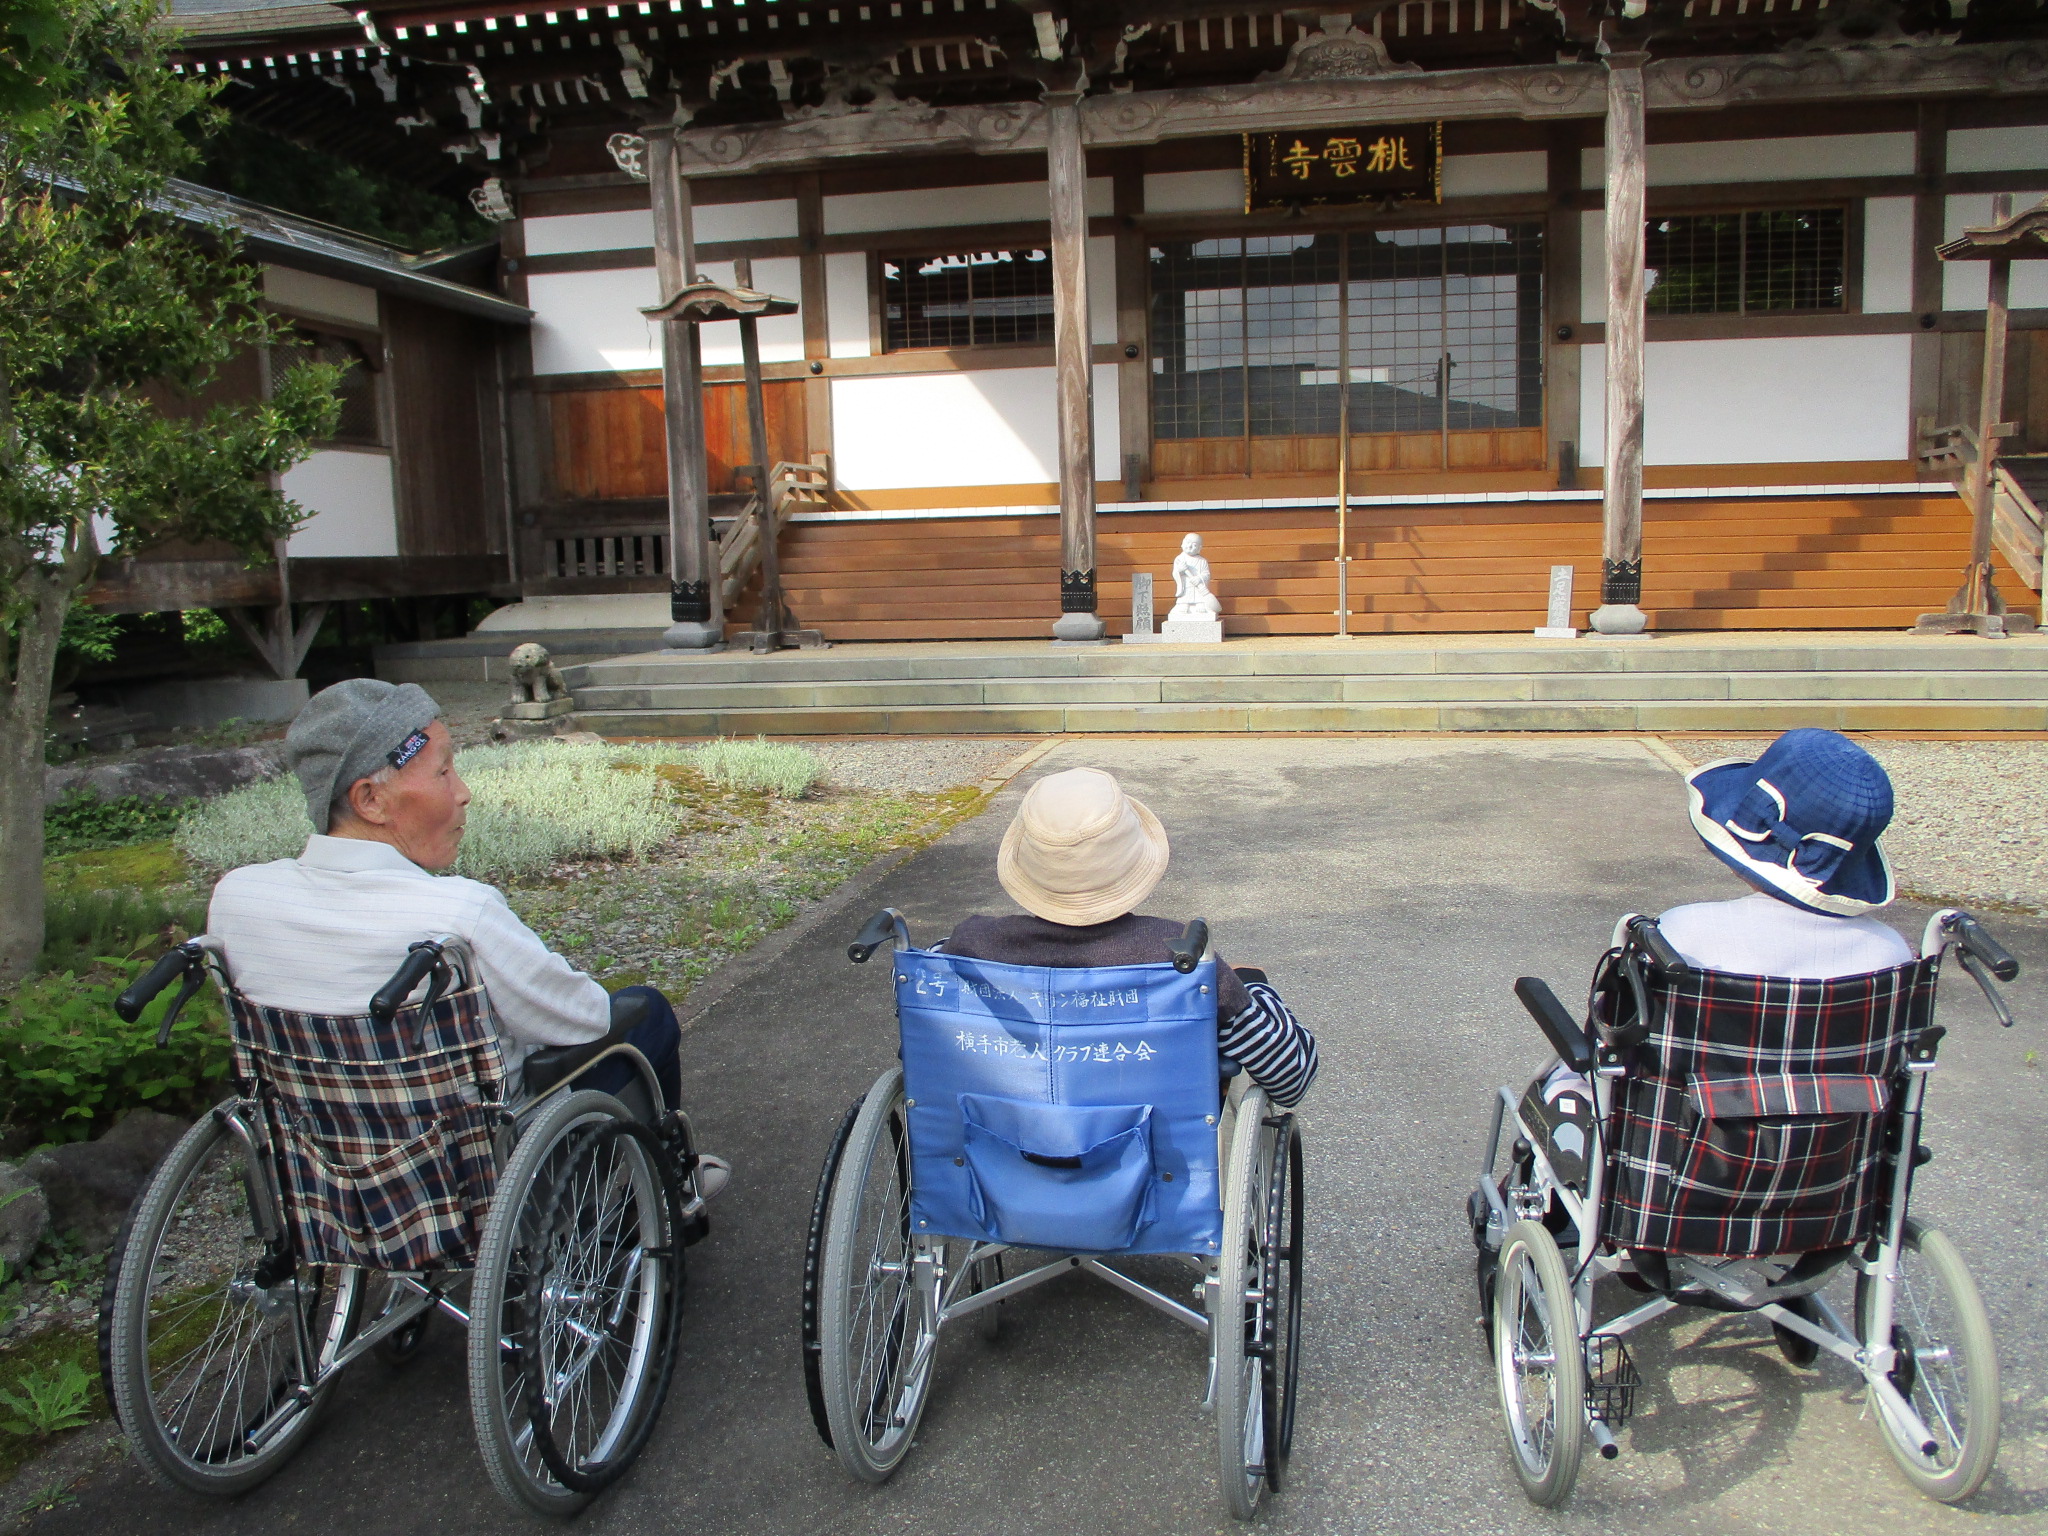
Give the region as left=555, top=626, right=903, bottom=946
left=160, top=0, right=2048, bottom=202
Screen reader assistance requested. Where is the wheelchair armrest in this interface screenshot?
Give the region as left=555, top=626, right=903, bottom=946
left=521, top=992, right=644, bottom=1096
left=1515, top=976, right=1592, bottom=1074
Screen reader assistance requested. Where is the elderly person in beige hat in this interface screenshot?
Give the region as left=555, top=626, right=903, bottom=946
left=943, top=767, right=1318, bottom=1108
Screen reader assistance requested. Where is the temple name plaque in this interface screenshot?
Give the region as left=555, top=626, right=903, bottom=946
left=1245, top=124, right=1442, bottom=210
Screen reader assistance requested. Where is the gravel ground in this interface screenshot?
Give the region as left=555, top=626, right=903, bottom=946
left=1664, top=736, right=2048, bottom=913
left=804, top=738, right=1031, bottom=792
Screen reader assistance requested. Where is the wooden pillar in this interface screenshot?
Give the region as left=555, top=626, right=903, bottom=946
left=1112, top=158, right=1150, bottom=500
left=1909, top=104, right=1948, bottom=458
left=647, top=129, right=722, bottom=649
left=1592, top=52, right=1649, bottom=635
left=1046, top=89, right=1104, bottom=643
left=797, top=172, right=833, bottom=471
left=1544, top=123, right=1583, bottom=492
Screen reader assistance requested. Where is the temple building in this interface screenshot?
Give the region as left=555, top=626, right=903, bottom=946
left=152, top=0, right=2048, bottom=642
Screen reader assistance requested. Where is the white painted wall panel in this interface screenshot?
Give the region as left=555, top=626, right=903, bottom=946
left=282, top=449, right=399, bottom=557
left=1089, top=235, right=1116, bottom=345
left=1579, top=209, right=1606, bottom=324
left=1582, top=133, right=1914, bottom=189
left=1862, top=197, right=1915, bottom=313
left=691, top=198, right=800, bottom=243
left=1143, top=170, right=1241, bottom=214
left=522, top=209, right=652, bottom=255
left=263, top=266, right=379, bottom=329
left=823, top=178, right=1111, bottom=234
left=1442, top=151, right=1547, bottom=197
left=831, top=365, right=1119, bottom=490
left=1944, top=194, right=2048, bottom=309
left=690, top=257, right=806, bottom=365
left=1579, top=334, right=1912, bottom=465
left=526, top=268, right=660, bottom=374
left=1948, top=126, right=2048, bottom=173
left=826, top=251, right=870, bottom=358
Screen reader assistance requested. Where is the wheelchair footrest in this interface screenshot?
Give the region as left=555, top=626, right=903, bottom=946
left=1584, top=1333, right=1640, bottom=1427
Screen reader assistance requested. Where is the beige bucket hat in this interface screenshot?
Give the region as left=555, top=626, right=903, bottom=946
left=997, top=767, right=1171, bottom=927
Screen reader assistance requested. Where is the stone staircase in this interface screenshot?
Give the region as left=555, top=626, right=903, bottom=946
left=563, top=633, right=2048, bottom=736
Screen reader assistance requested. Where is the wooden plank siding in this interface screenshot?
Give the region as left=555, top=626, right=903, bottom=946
left=384, top=296, right=504, bottom=558
left=547, top=380, right=808, bottom=500
left=746, top=493, right=2013, bottom=640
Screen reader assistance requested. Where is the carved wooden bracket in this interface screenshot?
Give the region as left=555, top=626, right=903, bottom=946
left=607, top=131, right=648, bottom=181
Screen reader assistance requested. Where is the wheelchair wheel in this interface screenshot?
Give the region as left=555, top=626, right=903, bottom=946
left=1855, top=1219, right=2000, bottom=1503
left=101, top=1105, right=365, bottom=1495
left=816, top=1066, right=939, bottom=1483
left=1214, top=1087, right=1279, bottom=1521
left=1493, top=1218, right=1585, bottom=1507
left=1260, top=1115, right=1305, bottom=1492
left=468, top=1090, right=680, bottom=1517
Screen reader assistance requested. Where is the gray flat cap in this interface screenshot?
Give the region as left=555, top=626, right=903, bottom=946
left=286, top=679, right=443, bottom=833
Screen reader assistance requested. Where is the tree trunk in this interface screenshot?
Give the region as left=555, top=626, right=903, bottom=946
left=0, top=572, right=73, bottom=984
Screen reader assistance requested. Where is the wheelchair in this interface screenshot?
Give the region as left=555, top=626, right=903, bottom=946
left=802, top=909, right=1305, bottom=1520
left=1471, top=907, right=2022, bottom=1508
left=100, top=933, right=710, bottom=1516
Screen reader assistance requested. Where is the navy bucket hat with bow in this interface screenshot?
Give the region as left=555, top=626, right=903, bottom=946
left=1685, top=728, right=1895, bottom=917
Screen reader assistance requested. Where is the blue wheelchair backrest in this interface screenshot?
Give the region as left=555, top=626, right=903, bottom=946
left=893, top=946, right=1224, bottom=1256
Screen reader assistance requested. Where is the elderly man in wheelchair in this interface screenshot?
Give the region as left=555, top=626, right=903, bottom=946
left=1473, top=729, right=2022, bottom=1508
left=804, top=768, right=1319, bottom=1520
left=102, top=680, right=727, bottom=1516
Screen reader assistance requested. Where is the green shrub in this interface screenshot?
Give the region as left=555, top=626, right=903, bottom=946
left=174, top=775, right=309, bottom=870
left=43, top=791, right=190, bottom=857
left=453, top=742, right=686, bottom=879
left=0, top=1361, right=93, bottom=1438
left=0, top=972, right=231, bottom=1142
left=38, top=885, right=206, bottom=977
left=690, top=736, right=821, bottom=798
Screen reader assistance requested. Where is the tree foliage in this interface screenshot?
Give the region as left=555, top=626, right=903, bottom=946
left=0, top=0, right=342, bottom=983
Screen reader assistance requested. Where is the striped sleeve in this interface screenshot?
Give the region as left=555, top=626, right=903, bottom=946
left=1218, top=977, right=1319, bottom=1109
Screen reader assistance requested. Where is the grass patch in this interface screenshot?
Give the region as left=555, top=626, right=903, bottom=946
left=0, top=1320, right=104, bottom=1485
left=44, top=840, right=187, bottom=894
left=37, top=884, right=206, bottom=978
left=43, top=792, right=190, bottom=858
left=690, top=736, right=821, bottom=798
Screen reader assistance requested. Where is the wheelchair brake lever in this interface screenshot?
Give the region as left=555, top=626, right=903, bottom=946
left=1625, top=916, right=1690, bottom=977
left=153, top=966, right=208, bottom=1049
left=371, top=940, right=446, bottom=1024
left=1955, top=947, right=2017, bottom=1028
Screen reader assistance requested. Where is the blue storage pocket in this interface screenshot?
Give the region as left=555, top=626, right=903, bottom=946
left=958, top=1093, right=1156, bottom=1252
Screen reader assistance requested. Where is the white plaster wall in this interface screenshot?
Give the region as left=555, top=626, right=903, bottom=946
left=1578, top=334, right=1912, bottom=465
left=522, top=209, right=652, bottom=255
left=824, top=178, right=1112, bottom=234
left=1944, top=194, right=2048, bottom=310
left=831, top=364, right=1120, bottom=490
left=690, top=257, right=806, bottom=365
left=1579, top=209, right=1606, bottom=324
left=692, top=198, right=800, bottom=244
left=263, top=266, right=379, bottom=329
left=1144, top=170, right=1241, bottom=214
left=281, top=449, right=399, bottom=557
left=826, top=251, right=870, bottom=358
left=1862, top=197, right=1915, bottom=313
left=1088, top=235, right=1116, bottom=345
left=1442, top=151, right=1547, bottom=198
left=1948, top=126, right=2048, bottom=174
left=526, top=268, right=661, bottom=374
left=1582, top=133, right=1914, bottom=189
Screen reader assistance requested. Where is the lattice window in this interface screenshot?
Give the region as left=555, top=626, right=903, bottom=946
left=880, top=247, right=1056, bottom=351
left=1645, top=207, right=1846, bottom=316
left=1148, top=223, right=1544, bottom=443
left=289, top=331, right=382, bottom=446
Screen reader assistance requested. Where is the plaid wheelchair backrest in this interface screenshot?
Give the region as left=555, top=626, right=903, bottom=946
left=895, top=947, right=1225, bottom=1256
left=1599, top=950, right=1938, bottom=1259
left=229, top=984, right=509, bottom=1273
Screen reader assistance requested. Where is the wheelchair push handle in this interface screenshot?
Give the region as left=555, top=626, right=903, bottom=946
left=370, top=939, right=451, bottom=1024
left=1514, top=976, right=1593, bottom=1074
left=1954, top=913, right=2019, bottom=983
left=1625, top=916, right=1690, bottom=977
left=118, top=941, right=212, bottom=1047
left=1166, top=919, right=1209, bottom=974
left=847, top=908, right=910, bottom=965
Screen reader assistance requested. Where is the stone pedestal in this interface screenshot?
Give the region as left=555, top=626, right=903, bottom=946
left=498, top=696, right=577, bottom=738
left=1589, top=604, right=1648, bottom=636
left=1051, top=610, right=1107, bottom=645
left=1127, top=619, right=1223, bottom=645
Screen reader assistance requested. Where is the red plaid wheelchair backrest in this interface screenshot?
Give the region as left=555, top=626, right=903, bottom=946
left=228, top=985, right=508, bottom=1273
left=1598, top=951, right=1937, bottom=1259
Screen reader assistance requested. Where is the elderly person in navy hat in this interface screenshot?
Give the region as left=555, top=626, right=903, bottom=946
left=207, top=678, right=728, bottom=1196
left=1539, top=728, right=1910, bottom=1113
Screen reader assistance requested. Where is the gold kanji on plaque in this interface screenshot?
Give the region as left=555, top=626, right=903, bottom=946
left=1245, top=123, right=1440, bottom=208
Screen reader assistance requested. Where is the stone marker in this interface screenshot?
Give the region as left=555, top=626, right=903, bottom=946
left=1131, top=572, right=1154, bottom=637
left=1534, top=564, right=1578, bottom=639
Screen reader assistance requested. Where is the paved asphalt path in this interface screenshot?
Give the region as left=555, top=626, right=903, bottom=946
left=39, top=738, right=2047, bottom=1536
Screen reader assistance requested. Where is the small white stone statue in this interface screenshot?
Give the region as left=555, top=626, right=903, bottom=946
left=1160, top=533, right=1224, bottom=642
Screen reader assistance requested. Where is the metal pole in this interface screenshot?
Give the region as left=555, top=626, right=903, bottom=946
left=647, top=130, right=722, bottom=650
left=1336, top=256, right=1352, bottom=637
left=733, top=258, right=785, bottom=651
